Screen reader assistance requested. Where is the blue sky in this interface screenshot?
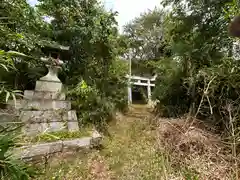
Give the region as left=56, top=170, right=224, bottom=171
left=28, top=0, right=160, bottom=32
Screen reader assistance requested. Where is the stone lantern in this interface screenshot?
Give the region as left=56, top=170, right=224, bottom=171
left=20, top=43, right=79, bottom=135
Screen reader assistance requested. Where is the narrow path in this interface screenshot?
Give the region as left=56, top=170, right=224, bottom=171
left=39, top=105, right=165, bottom=180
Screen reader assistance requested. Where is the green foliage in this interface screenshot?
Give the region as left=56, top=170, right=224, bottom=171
left=37, top=0, right=128, bottom=126
left=193, top=58, right=240, bottom=127
left=163, top=0, right=232, bottom=68
left=123, top=8, right=170, bottom=76
left=68, top=80, right=115, bottom=130
left=0, top=51, right=25, bottom=104
left=1, top=0, right=128, bottom=128
left=0, top=0, right=53, bottom=104
left=223, top=0, right=240, bottom=20
left=152, top=0, right=236, bottom=118
left=0, top=51, right=16, bottom=103
left=123, top=8, right=168, bottom=61
left=0, top=0, right=51, bottom=53
left=102, top=59, right=128, bottom=110
left=0, top=2, right=43, bottom=177
left=153, top=58, right=190, bottom=117
left=38, top=0, right=119, bottom=83
left=0, top=128, right=37, bottom=180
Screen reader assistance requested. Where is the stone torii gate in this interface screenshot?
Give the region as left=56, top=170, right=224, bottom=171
left=126, top=74, right=157, bottom=105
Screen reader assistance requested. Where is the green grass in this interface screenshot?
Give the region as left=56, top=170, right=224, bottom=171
left=36, top=114, right=183, bottom=180
left=17, top=128, right=92, bottom=146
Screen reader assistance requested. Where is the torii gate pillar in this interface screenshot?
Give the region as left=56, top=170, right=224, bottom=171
left=147, top=79, right=152, bottom=105
left=128, top=85, right=132, bottom=104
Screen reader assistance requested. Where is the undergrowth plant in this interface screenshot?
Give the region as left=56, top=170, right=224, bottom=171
left=67, top=59, right=128, bottom=132
left=0, top=51, right=19, bottom=104
left=68, top=80, right=115, bottom=132
left=0, top=126, right=37, bottom=180
left=153, top=58, right=190, bottom=117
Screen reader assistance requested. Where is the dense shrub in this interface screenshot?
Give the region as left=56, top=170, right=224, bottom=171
left=193, top=58, right=240, bottom=129
left=68, top=80, right=115, bottom=128
left=153, top=56, right=240, bottom=134
left=67, top=59, right=128, bottom=130
left=153, top=59, right=190, bottom=117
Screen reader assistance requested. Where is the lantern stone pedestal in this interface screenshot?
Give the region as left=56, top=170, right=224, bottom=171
left=20, top=64, right=79, bottom=135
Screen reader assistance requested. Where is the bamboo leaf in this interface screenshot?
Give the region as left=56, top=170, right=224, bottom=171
left=11, top=93, right=17, bottom=108
left=0, top=64, right=9, bottom=71
left=6, top=51, right=28, bottom=57
left=5, top=92, right=10, bottom=103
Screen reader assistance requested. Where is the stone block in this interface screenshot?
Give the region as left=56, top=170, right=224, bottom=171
left=54, top=100, right=71, bottom=110
left=17, top=141, right=63, bottom=159
left=0, top=113, right=19, bottom=123
left=22, top=122, right=67, bottom=135
left=22, top=123, right=49, bottom=135
left=35, top=80, right=62, bottom=92
left=20, top=110, right=63, bottom=123
left=62, top=137, right=92, bottom=151
left=66, top=111, right=79, bottom=131
left=14, top=137, right=96, bottom=160
left=48, top=122, right=67, bottom=132
left=35, top=91, right=66, bottom=100
left=68, top=110, right=78, bottom=121
left=24, top=90, right=34, bottom=100
left=20, top=110, right=77, bottom=123
left=68, top=121, right=79, bottom=132
left=22, top=100, right=71, bottom=110
left=0, top=113, right=21, bottom=128
left=24, top=90, right=66, bottom=100
left=90, top=130, right=102, bottom=147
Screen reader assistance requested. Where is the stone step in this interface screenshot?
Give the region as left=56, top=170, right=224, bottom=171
left=21, top=99, right=71, bottom=110
left=24, top=90, right=66, bottom=100
left=14, top=132, right=102, bottom=161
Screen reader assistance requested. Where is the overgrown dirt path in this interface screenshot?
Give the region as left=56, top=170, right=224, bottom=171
left=39, top=105, right=168, bottom=180
left=39, top=105, right=236, bottom=180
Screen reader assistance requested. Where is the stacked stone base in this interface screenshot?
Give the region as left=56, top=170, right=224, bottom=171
left=20, top=79, right=79, bottom=136
left=20, top=110, right=79, bottom=135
